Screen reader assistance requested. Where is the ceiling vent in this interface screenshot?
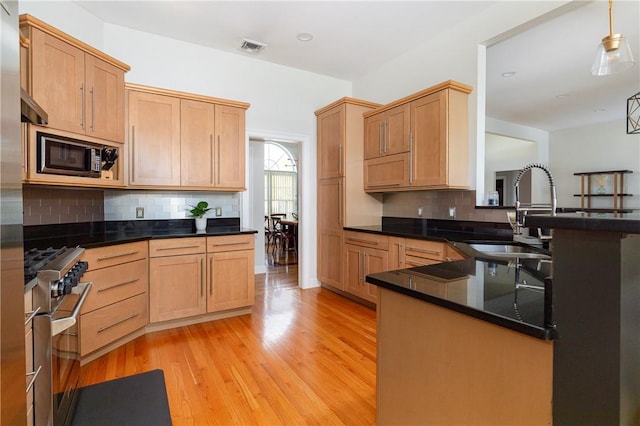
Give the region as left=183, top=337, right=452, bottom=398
left=240, top=38, right=267, bottom=54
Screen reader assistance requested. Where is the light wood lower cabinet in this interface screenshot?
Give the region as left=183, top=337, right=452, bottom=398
left=344, top=231, right=390, bottom=303
left=404, top=238, right=445, bottom=266
left=148, top=235, right=255, bottom=324
left=148, top=238, right=207, bottom=323
left=80, top=241, right=149, bottom=358
left=206, top=234, right=255, bottom=312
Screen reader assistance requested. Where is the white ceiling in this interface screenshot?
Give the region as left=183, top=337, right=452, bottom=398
left=75, top=0, right=640, bottom=132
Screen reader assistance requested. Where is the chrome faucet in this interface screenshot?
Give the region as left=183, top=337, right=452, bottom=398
left=512, top=163, right=557, bottom=236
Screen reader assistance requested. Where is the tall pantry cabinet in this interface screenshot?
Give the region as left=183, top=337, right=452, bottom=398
left=316, top=98, right=382, bottom=292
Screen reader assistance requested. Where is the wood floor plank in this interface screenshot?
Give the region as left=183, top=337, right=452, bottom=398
left=79, top=264, right=377, bottom=425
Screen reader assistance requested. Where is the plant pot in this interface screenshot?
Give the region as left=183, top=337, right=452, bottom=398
left=195, top=217, right=207, bottom=232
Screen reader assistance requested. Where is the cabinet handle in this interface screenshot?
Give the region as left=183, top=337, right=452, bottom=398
left=24, top=306, right=41, bottom=325
left=80, top=83, right=85, bottom=129
left=359, top=251, right=364, bottom=282
left=339, top=144, right=343, bottom=175
left=408, top=247, right=441, bottom=255
left=209, top=256, right=214, bottom=295
left=97, top=249, right=140, bottom=261
left=384, top=119, right=388, bottom=153
left=97, top=278, right=139, bottom=292
left=131, top=125, right=136, bottom=182
left=378, top=122, right=383, bottom=154
left=346, top=237, right=379, bottom=246
left=90, top=87, right=95, bottom=131
left=409, top=132, right=413, bottom=184
left=367, top=182, right=401, bottom=188
left=216, top=135, right=221, bottom=185
left=26, top=365, right=42, bottom=394
left=210, top=134, right=214, bottom=184
left=338, top=179, right=343, bottom=225
left=201, top=258, right=205, bottom=297
left=97, top=312, right=140, bottom=333
left=156, top=245, right=202, bottom=251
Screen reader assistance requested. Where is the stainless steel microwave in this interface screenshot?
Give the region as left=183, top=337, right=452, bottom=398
left=37, top=132, right=103, bottom=178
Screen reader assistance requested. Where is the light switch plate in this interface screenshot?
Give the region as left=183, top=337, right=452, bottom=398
left=215, top=207, right=222, bottom=217
left=136, top=207, right=144, bottom=218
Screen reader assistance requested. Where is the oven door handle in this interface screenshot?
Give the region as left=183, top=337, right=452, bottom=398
left=50, top=282, right=92, bottom=337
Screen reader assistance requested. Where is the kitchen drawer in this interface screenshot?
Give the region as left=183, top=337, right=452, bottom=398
left=81, top=293, right=148, bottom=356
left=206, top=234, right=254, bottom=253
left=344, top=231, right=389, bottom=250
left=149, top=237, right=206, bottom=257
left=404, top=238, right=445, bottom=262
left=445, top=244, right=467, bottom=261
left=83, top=241, right=148, bottom=270
left=81, top=258, right=148, bottom=314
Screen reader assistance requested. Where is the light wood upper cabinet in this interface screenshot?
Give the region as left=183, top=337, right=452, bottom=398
left=318, top=104, right=344, bottom=179
left=364, top=103, right=411, bottom=160
left=21, top=15, right=129, bottom=143
left=364, top=81, right=471, bottom=192
left=127, top=84, right=249, bottom=190
left=215, top=105, right=246, bottom=189
left=128, top=90, right=181, bottom=186
left=180, top=99, right=216, bottom=187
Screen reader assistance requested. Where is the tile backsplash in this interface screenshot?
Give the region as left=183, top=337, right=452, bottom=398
left=382, top=190, right=509, bottom=223
left=23, top=186, right=104, bottom=225
left=103, top=190, right=240, bottom=221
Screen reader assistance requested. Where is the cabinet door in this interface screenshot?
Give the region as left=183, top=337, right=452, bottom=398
left=215, top=105, right=246, bottom=189
left=318, top=178, right=344, bottom=289
left=149, top=254, right=206, bottom=322
left=128, top=91, right=181, bottom=186
left=344, top=244, right=364, bottom=298
left=364, top=153, right=410, bottom=191
left=364, top=112, right=385, bottom=160
left=385, top=103, right=411, bottom=155
left=207, top=250, right=254, bottom=312
left=181, top=99, right=216, bottom=187
left=84, top=55, right=125, bottom=143
left=30, top=28, right=85, bottom=135
left=363, top=247, right=388, bottom=303
left=410, top=91, right=447, bottom=187
left=317, top=104, right=344, bottom=179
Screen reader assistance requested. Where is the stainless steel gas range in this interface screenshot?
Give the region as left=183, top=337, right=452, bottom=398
left=25, top=246, right=92, bottom=426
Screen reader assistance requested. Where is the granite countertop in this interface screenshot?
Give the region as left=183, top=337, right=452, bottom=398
left=23, top=218, right=257, bottom=251
left=367, top=243, right=555, bottom=340
left=526, top=212, right=640, bottom=234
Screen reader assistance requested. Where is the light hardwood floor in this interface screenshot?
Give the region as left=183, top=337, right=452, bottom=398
left=79, top=263, right=377, bottom=425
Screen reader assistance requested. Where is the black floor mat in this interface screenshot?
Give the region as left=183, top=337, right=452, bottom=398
left=71, top=369, right=172, bottom=426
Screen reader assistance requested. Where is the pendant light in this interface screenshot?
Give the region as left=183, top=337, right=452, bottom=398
left=591, top=0, right=635, bottom=76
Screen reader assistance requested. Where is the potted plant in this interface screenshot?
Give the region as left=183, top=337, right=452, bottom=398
left=189, top=201, right=211, bottom=232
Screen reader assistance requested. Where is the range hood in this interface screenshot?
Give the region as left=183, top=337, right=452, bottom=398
left=21, top=88, right=48, bottom=125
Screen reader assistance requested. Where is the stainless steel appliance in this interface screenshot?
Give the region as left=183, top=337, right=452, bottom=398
left=1, top=0, right=28, bottom=424
left=36, top=132, right=104, bottom=178
left=26, top=247, right=92, bottom=426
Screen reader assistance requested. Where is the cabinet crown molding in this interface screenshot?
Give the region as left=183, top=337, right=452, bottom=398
left=19, top=14, right=131, bottom=72
left=125, top=83, right=250, bottom=110
left=363, top=80, right=473, bottom=118
left=314, top=97, right=381, bottom=116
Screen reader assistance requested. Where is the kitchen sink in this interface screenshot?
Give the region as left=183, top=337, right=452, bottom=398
left=468, top=243, right=551, bottom=260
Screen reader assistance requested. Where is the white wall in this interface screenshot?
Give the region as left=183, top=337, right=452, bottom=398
left=19, top=1, right=351, bottom=289
left=352, top=1, right=570, bottom=204
left=550, top=119, right=640, bottom=209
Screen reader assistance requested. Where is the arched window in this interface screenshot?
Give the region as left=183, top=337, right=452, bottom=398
left=264, top=142, right=297, bottom=217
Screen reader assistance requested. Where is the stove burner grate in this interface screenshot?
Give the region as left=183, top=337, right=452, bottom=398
left=24, top=246, right=68, bottom=281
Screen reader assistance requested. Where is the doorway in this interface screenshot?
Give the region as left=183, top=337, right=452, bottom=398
left=247, top=135, right=301, bottom=286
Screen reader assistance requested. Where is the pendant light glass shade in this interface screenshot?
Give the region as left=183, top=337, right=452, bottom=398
left=592, top=34, right=635, bottom=76
left=591, top=0, right=635, bottom=76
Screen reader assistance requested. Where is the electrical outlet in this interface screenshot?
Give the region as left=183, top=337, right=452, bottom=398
left=449, top=207, right=456, bottom=218
left=417, top=207, right=423, bottom=217
left=215, top=207, right=222, bottom=217
left=136, top=207, right=144, bottom=218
